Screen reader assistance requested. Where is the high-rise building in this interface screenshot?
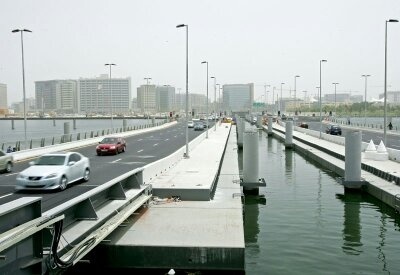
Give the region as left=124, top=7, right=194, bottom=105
left=0, top=83, right=7, bottom=109
left=137, top=84, right=157, bottom=114
left=222, top=83, right=254, bottom=113
left=156, top=85, right=175, bottom=113
left=79, top=75, right=131, bottom=114
left=35, top=80, right=78, bottom=113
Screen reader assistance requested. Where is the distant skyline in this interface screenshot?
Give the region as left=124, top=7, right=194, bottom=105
left=1, top=0, right=400, bottom=105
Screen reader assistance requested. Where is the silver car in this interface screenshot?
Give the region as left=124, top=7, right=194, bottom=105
left=15, top=152, right=90, bottom=191
left=0, top=150, right=13, bottom=173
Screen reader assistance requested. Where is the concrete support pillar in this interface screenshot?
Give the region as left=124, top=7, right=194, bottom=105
left=267, top=116, right=273, bottom=136
left=344, top=131, right=363, bottom=189
left=237, top=118, right=244, bottom=149
left=64, top=122, right=70, bottom=142
left=257, top=115, right=263, bottom=128
left=11, top=119, right=15, bottom=130
left=53, top=119, right=56, bottom=126
left=285, top=121, right=293, bottom=149
left=243, top=130, right=258, bottom=183
left=151, top=117, right=155, bottom=126
left=73, top=119, right=76, bottom=130
left=123, top=119, right=127, bottom=131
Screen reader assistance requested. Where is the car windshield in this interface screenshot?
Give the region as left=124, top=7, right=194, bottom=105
left=100, top=138, right=117, bottom=144
left=35, top=155, right=66, bottom=166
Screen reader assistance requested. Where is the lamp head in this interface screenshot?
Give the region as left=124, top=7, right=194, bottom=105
left=201, top=61, right=207, bottom=64
left=176, top=24, right=186, bottom=28
left=388, top=19, right=399, bottom=23
left=321, top=59, right=327, bottom=62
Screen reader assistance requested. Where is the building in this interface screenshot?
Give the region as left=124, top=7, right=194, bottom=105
left=379, top=91, right=400, bottom=104
left=79, top=75, right=131, bottom=115
left=222, top=83, right=254, bottom=113
left=35, top=80, right=78, bottom=113
left=0, top=84, right=8, bottom=116
left=156, top=85, right=175, bottom=113
left=137, top=84, right=157, bottom=114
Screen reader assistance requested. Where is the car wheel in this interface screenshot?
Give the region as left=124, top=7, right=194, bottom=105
left=115, top=149, right=119, bottom=155
left=122, top=146, right=126, bottom=153
left=5, top=162, right=12, bottom=173
left=97, top=152, right=101, bottom=156
left=59, top=176, right=68, bottom=191
left=83, top=168, right=90, bottom=182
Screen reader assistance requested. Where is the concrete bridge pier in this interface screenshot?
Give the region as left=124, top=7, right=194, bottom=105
left=237, top=118, right=244, bottom=149
left=64, top=122, right=70, bottom=142
left=285, top=121, right=293, bottom=149
left=11, top=119, right=14, bottom=130
left=73, top=119, right=77, bottom=130
left=123, top=119, right=127, bottom=131
left=267, top=116, right=273, bottom=136
left=241, top=130, right=266, bottom=194
left=343, top=130, right=364, bottom=190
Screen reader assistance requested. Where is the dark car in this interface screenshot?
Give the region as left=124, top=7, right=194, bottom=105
left=326, top=124, right=342, bottom=135
left=194, top=123, right=204, bottom=131
left=96, top=137, right=126, bottom=155
left=299, top=122, right=309, bottom=129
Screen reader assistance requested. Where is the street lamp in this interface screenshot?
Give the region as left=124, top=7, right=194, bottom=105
left=264, top=84, right=270, bottom=112
left=105, top=63, right=116, bottom=131
left=280, top=83, right=285, bottom=115
left=332, top=82, right=339, bottom=116
left=361, top=75, right=371, bottom=127
left=144, top=77, right=152, bottom=118
left=12, top=28, right=32, bottom=150
left=294, top=75, right=300, bottom=110
left=216, top=84, right=221, bottom=118
left=319, top=59, right=327, bottom=139
left=272, top=86, right=276, bottom=115
left=384, top=19, right=398, bottom=146
left=176, top=23, right=189, bottom=157
left=201, top=61, right=209, bottom=138
left=211, top=76, right=216, bottom=131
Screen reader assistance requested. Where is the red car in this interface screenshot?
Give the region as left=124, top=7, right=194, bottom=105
left=96, top=137, right=126, bottom=155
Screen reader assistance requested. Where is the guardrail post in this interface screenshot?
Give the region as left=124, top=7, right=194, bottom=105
left=123, top=119, right=127, bottom=131
left=237, top=118, right=244, bottom=149
left=285, top=121, right=293, bottom=149
left=11, top=119, right=14, bottom=130
left=64, top=122, right=71, bottom=142
left=73, top=118, right=77, bottom=130
left=53, top=119, right=56, bottom=126
left=267, top=116, right=273, bottom=136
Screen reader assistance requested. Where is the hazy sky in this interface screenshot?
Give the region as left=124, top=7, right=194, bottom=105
left=1, top=0, right=400, bottom=105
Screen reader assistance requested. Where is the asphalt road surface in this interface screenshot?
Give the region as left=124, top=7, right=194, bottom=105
left=0, top=122, right=213, bottom=211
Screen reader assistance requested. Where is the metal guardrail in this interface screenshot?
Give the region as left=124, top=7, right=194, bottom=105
left=1, top=121, right=166, bottom=151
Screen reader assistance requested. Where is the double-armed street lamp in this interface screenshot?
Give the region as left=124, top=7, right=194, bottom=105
left=319, top=59, right=327, bottom=139
left=332, top=82, right=339, bottom=116
left=280, top=83, right=284, bottom=115
left=361, top=74, right=371, bottom=127
left=294, top=75, right=300, bottom=110
left=105, top=63, right=116, bottom=131
left=384, top=19, right=398, bottom=146
left=211, top=76, right=217, bottom=131
left=12, top=28, right=32, bottom=150
left=176, top=23, right=189, bottom=157
left=201, top=61, right=209, bottom=138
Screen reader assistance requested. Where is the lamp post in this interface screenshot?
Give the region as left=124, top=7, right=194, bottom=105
left=272, top=86, right=276, bottom=115
left=264, top=84, right=270, bottom=113
left=105, top=63, right=116, bottom=131
left=319, top=59, right=327, bottom=139
left=219, top=85, right=222, bottom=117
left=216, top=84, right=220, bottom=118
left=176, top=24, right=189, bottom=157
left=201, top=61, right=209, bottom=138
left=384, top=19, right=398, bottom=146
left=332, top=82, right=339, bottom=116
left=280, top=83, right=285, bottom=115
left=361, top=75, right=371, bottom=127
left=12, top=28, right=32, bottom=150
left=294, top=75, right=300, bottom=110
left=211, top=76, right=216, bottom=131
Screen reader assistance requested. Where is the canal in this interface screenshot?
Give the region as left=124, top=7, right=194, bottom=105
left=243, top=128, right=400, bottom=274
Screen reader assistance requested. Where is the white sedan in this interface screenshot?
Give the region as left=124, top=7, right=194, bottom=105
left=15, top=152, right=90, bottom=191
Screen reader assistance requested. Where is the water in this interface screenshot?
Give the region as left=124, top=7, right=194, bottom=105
left=0, top=118, right=158, bottom=148
left=243, top=131, right=400, bottom=274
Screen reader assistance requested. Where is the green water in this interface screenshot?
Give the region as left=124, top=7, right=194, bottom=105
left=243, top=132, right=400, bottom=274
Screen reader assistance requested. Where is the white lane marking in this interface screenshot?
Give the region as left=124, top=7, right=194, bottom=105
left=0, top=193, right=13, bottom=199
left=174, top=135, right=177, bottom=138
left=111, top=159, right=121, bottom=163
left=138, top=139, right=143, bottom=141
left=392, top=145, right=400, bottom=148
left=5, top=172, right=18, bottom=177
left=150, top=135, right=154, bottom=138
left=137, top=149, right=144, bottom=153
left=165, top=138, right=169, bottom=141
left=153, top=143, right=158, bottom=147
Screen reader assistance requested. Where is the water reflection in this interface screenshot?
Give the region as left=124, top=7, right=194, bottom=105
left=337, top=192, right=362, bottom=255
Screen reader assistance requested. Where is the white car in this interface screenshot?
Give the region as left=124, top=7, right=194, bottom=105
left=188, top=121, right=195, bottom=128
left=15, top=152, right=90, bottom=191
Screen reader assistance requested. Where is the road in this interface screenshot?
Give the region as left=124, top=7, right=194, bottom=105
left=301, top=120, right=400, bottom=150
left=0, top=122, right=213, bottom=211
